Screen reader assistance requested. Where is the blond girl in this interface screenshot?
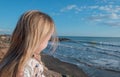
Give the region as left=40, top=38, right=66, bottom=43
left=0, top=10, right=58, bottom=77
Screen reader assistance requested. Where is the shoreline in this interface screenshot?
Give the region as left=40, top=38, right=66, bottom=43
left=41, top=53, right=88, bottom=77
left=1, top=35, right=120, bottom=77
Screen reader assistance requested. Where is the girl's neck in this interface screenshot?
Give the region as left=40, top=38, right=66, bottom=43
left=33, top=54, right=42, bottom=63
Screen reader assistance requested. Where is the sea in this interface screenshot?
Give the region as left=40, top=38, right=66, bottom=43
left=43, top=36, right=120, bottom=77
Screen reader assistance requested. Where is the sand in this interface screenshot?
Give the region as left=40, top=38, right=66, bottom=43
left=41, top=53, right=88, bottom=77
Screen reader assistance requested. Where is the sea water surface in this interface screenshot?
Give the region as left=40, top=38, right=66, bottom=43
left=44, top=36, right=120, bottom=77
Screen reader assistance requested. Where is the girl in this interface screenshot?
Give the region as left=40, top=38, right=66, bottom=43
left=0, top=10, right=58, bottom=77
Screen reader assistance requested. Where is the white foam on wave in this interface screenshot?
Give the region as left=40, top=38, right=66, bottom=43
left=91, top=58, right=120, bottom=70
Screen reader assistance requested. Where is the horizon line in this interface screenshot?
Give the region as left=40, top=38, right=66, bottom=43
left=0, top=34, right=120, bottom=38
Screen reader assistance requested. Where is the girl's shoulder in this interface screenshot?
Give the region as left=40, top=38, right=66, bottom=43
left=24, top=58, right=45, bottom=77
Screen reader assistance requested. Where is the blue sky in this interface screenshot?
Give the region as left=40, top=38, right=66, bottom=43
left=0, top=0, right=120, bottom=37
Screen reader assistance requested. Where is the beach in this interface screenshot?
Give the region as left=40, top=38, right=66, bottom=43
left=0, top=35, right=88, bottom=77
left=41, top=53, right=87, bottom=77
left=1, top=35, right=120, bottom=77
left=45, top=36, right=120, bottom=77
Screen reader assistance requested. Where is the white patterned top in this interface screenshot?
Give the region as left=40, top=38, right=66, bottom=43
left=24, top=58, right=45, bottom=77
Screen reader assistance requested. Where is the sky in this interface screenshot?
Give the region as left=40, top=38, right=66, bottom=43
left=0, top=0, right=120, bottom=37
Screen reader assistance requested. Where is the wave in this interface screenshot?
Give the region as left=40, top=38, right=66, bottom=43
left=57, top=43, right=120, bottom=58
left=81, top=44, right=120, bottom=58
left=67, top=40, right=120, bottom=47
left=61, top=40, right=120, bottom=57
left=53, top=53, right=120, bottom=73
left=46, top=42, right=120, bottom=73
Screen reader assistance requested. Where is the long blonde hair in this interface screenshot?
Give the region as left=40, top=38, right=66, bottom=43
left=0, top=10, right=58, bottom=77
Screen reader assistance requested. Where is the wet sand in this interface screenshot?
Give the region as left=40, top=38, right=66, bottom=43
left=41, top=53, right=88, bottom=77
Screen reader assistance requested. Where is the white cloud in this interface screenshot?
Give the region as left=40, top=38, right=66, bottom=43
left=80, top=6, right=87, bottom=9
left=83, top=5, right=120, bottom=14
left=88, top=16, right=102, bottom=22
left=89, top=6, right=99, bottom=9
left=99, top=5, right=120, bottom=13
left=88, top=12, right=120, bottom=26
left=60, top=4, right=81, bottom=13
left=99, top=6, right=110, bottom=11
left=96, top=0, right=114, bottom=4
left=87, top=5, right=120, bottom=25
left=110, top=13, right=120, bottom=19
left=59, top=4, right=120, bottom=27
left=103, top=21, right=120, bottom=26
left=0, top=29, right=11, bottom=33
